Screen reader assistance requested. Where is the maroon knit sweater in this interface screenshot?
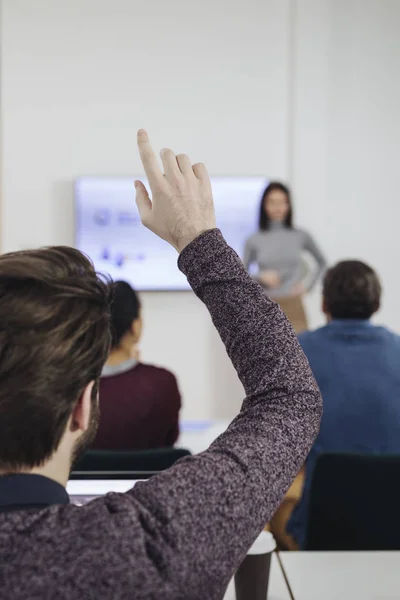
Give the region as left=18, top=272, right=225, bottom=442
left=93, top=363, right=181, bottom=450
left=0, top=230, right=322, bottom=600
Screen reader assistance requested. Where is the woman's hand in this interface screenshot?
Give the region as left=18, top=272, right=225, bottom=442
left=290, top=282, right=306, bottom=297
left=259, top=270, right=281, bottom=289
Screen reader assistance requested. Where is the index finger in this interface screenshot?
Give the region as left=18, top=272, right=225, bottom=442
left=137, top=130, right=165, bottom=189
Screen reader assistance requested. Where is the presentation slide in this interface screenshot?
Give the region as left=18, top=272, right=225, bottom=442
left=75, top=176, right=267, bottom=291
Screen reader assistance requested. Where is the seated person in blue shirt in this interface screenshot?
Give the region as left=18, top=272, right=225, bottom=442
left=275, top=260, right=400, bottom=549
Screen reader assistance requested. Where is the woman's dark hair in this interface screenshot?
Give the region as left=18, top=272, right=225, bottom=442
left=258, top=181, right=293, bottom=230
left=110, top=281, right=141, bottom=349
left=323, top=260, right=381, bottom=320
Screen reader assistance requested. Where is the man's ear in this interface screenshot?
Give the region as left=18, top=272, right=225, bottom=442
left=321, top=297, right=332, bottom=321
left=71, top=381, right=95, bottom=433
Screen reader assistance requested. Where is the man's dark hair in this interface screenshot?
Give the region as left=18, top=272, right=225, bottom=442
left=258, top=181, right=293, bottom=230
left=0, top=247, right=111, bottom=470
left=110, top=281, right=141, bottom=349
left=323, top=260, right=381, bottom=320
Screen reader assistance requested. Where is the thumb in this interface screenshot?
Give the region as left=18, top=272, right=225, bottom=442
left=135, top=180, right=152, bottom=225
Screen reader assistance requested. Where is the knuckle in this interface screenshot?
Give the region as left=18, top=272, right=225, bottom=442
left=175, top=178, right=188, bottom=194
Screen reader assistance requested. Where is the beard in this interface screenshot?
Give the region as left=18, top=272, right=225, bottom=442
left=70, top=397, right=100, bottom=471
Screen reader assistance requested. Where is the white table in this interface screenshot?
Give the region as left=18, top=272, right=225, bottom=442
left=177, top=420, right=230, bottom=454
left=279, top=551, right=400, bottom=600
left=224, top=554, right=292, bottom=600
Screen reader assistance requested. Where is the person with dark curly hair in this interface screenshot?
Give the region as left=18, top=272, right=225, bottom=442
left=272, top=260, right=400, bottom=550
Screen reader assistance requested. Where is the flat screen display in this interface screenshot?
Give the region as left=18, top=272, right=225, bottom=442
left=75, top=176, right=267, bottom=291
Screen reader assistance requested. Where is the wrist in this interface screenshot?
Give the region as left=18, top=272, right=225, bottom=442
left=178, top=228, right=244, bottom=292
left=176, top=228, right=216, bottom=253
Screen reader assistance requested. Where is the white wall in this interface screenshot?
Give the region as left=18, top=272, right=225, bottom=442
left=292, top=0, right=400, bottom=329
left=0, top=0, right=292, bottom=419
left=1, top=0, right=400, bottom=419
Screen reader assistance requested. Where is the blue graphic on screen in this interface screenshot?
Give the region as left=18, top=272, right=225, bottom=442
left=75, top=176, right=268, bottom=291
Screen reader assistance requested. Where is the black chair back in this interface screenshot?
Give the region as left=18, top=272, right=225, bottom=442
left=72, top=447, right=191, bottom=477
left=305, top=453, right=400, bottom=550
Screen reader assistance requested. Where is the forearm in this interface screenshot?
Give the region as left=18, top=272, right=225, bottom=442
left=179, top=230, right=317, bottom=400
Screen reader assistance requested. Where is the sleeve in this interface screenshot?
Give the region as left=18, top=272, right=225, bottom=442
left=303, top=231, right=327, bottom=291
left=127, top=229, right=322, bottom=597
left=243, top=235, right=255, bottom=271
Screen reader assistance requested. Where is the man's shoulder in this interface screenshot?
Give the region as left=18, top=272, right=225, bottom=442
left=297, top=326, right=335, bottom=363
left=0, top=497, right=151, bottom=595
left=299, top=323, right=400, bottom=350
left=373, top=325, right=400, bottom=345
left=298, top=325, right=329, bottom=345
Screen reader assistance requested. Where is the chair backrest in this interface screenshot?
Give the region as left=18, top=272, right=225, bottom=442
left=304, top=453, right=400, bottom=550
left=72, top=447, right=191, bottom=476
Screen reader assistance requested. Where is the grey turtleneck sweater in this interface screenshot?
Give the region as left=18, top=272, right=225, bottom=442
left=244, top=222, right=326, bottom=297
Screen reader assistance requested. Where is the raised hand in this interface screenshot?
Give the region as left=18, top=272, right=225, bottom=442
left=135, top=130, right=216, bottom=252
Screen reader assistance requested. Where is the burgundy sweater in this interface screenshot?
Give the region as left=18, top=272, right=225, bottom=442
left=93, top=363, right=181, bottom=450
left=0, top=230, right=322, bottom=600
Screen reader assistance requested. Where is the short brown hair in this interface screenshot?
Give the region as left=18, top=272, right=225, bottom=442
left=0, top=246, right=111, bottom=470
left=323, top=260, right=381, bottom=320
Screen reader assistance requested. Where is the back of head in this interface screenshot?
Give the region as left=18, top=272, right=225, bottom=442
left=110, top=281, right=141, bottom=349
left=323, top=260, right=381, bottom=320
left=0, top=247, right=111, bottom=471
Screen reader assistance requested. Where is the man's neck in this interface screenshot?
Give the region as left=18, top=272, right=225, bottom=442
left=30, top=461, right=69, bottom=488
left=327, top=317, right=372, bottom=326
left=0, top=461, right=69, bottom=488
left=0, top=437, right=74, bottom=488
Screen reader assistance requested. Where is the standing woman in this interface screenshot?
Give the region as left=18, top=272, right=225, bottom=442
left=244, top=182, right=326, bottom=332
